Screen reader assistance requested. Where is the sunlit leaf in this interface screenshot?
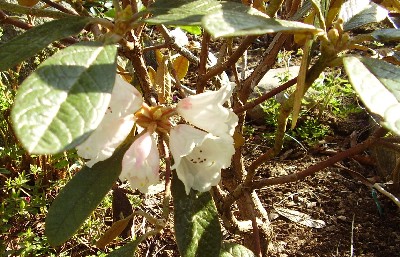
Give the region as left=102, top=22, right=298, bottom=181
left=11, top=42, right=117, bottom=154
left=291, top=37, right=313, bottom=129
left=179, top=25, right=203, bottom=35
left=220, top=243, right=256, bottom=257
left=173, top=55, right=189, bottom=80
left=274, top=206, right=326, bottom=228
left=172, top=172, right=222, bottom=257
left=343, top=57, right=400, bottom=136
left=0, top=16, right=91, bottom=71
left=326, top=0, right=345, bottom=29
left=146, top=0, right=224, bottom=26
left=203, top=9, right=321, bottom=38
left=339, top=0, right=388, bottom=31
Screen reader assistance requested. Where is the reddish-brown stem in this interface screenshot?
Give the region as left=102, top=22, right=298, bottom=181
left=40, top=0, right=77, bottom=15
left=196, top=31, right=211, bottom=93
left=121, top=38, right=155, bottom=105
left=158, top=25, right=200, bottom=65
left=0, top=9, right=32, bottom=30
left=0, top=10, right=77, bottom=45
left=197, top=35, right=258, bottom=87
left=234, top=76, right=297, bottom=114
left=252, top=127, right=387, bottom=189
left=239, top=33, right=290, bottom=102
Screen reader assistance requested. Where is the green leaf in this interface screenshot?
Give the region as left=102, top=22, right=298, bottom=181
left=172, top=172, right=222, bottom=257
left=45, top=132, right=135, bottom=246
left=339, top=0, right=388, bottom=31
left=0, top=16, right=91, bottom=71
left=202, top=9, right=321, bottom=38
left=105, top=235, right=146, bottom=257
left=220, top=243, right=255, bottom=257
left=179, top=25, right=203, bottom=35
left=11, top=41, right=117, bottom=154
left=147, top=0, right=254, bottom=26
left=371, top=29, right=400, bottom=42
left=343, top=57, right=400, bottom=136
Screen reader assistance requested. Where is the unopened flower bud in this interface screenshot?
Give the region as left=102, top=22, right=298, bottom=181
left=328, top=28, right=339, bottom=47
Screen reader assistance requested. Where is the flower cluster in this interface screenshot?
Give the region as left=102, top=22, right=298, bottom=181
left=76, top=75, right=238, bottom=194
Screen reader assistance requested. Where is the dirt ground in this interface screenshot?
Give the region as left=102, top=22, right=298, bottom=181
left=132, top=110, right=400, bottom=257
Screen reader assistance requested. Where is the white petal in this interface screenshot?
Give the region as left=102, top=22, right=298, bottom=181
left=169, top=124, right=208, bottom=167
left=120, top=132, right=160, bottom=193
left=176, top=84, right=238, bottom=136
left=76, top=75, right=142, bottom=167
left=170, top=125, right=235, bottom=194
left=76, top=115, right=135, bottom=167
left=110, top=75, right=143, bottom=118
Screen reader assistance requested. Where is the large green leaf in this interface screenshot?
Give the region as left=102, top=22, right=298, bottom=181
left=45, top=131, right=135, bottom=246
left=172, top=172, right=222, bottom=257
left=11, top=41, right=117, bottom=154
left=202, top=8, right=321, bottom=38
left=343, top=57, right=400, bottom=136
left=0, top=16, right=91, bottom=71
left=147, top=0, right=252, bottom=26
left=339, top=0, right=388, bottom=31
left=220, top=243, right=255, bottom=257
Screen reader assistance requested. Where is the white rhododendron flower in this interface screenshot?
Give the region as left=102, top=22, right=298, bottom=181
left=120, top=132, right=160, bottom=193
left=170, top=28, right=189, bottom=47
left=76, top=75, right=142, bottom=167
left=176, top=83, right=238, bottom=137
left=170, top=124, right=235, bottom=194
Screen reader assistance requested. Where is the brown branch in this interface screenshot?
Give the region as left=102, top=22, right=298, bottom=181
left=234, top=76, right=297, bottom=114
left=40, top=0, right=77, bottom=15
left=197, top=35, right=258, bottom=86
left=158, top=25, right=200, bottom=65
left=252, top=127, right=388, bottom=189
left=239, top=33, right=290, bottom=102
left=196, top=31, right=211, bottom=93
left=121, top=38, right=155, bottom=105
left=244, top=192, right=262, bottom=257
left=0, top=9, right=77, bottom=45
left=0, top=9, right=32, bottom=30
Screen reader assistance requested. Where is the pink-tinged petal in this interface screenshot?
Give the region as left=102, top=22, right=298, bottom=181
left=170, top=125, right=235, bottom=194
left=176, top=83, right=238, bottom=136
left=120, top=132, right=160, bottom=193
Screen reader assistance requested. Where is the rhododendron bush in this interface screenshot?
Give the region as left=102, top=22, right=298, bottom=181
left=1, top=0, right=400, bottom=256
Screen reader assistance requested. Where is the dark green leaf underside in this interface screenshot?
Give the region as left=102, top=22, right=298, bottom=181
left=0, top=16, right=91, bottom=71
left=172, top=172, right=222, bottom=257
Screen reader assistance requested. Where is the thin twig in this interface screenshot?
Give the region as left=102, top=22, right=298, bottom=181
left=196, top=31, right=211, bottom=93
left=350, top=213, right=355, bottom=257
left=198, top=35, right=258, bottom=87
left=40, top=0, right=77, bottom=15
left=252, top=127, right=387, bottom=189
left=234, top=76, right=297, bottom=114
left=373, top=183, right=400, bottom=208
left=0, top=0, right=76, bottom=19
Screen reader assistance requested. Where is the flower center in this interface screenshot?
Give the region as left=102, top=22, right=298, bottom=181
left=134, top=104, right=175, bottom=133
